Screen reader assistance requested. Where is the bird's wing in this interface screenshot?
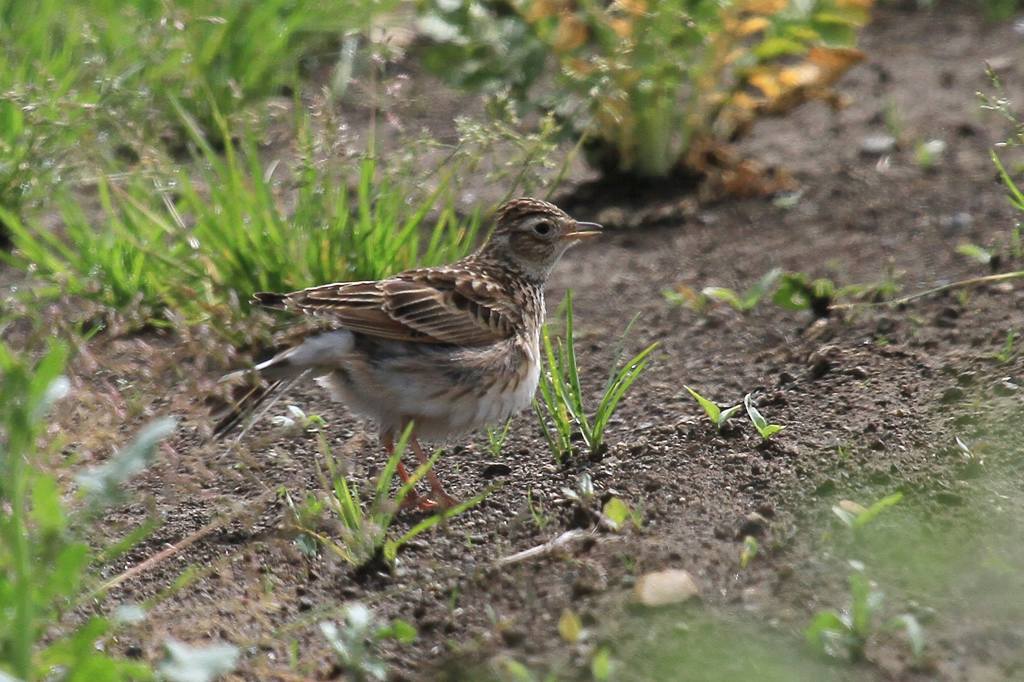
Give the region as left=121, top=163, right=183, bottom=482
left=253, top=267, right=518, bottom=346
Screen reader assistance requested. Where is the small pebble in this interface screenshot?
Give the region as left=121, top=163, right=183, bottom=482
left=860, top=133, right=896, bottom=156
left=634, top=569, right=700, bottom=607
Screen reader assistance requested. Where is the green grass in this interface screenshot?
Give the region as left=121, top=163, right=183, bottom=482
left=534, top=291, right=657, bottom=461
left=287, top=425, right=491, bottom=568
left=2, top=114, right=482, bottom=340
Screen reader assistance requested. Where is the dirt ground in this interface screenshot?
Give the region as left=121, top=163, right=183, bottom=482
left=35, top=5, right=1024, bottom=681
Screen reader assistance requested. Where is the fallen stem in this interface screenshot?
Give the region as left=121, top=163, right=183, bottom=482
left=90, top=489, right=275, bottom=597
left=495, top=529, right=593, bottom=566
left=830, top=270, right=1024, bottom=310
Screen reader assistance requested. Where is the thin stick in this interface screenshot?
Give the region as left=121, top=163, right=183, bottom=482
left=830, top=270, right=1024, bottom=311
left=495, top=529, right=592, bottom=566
left=92, top=489, right=275, bottom=597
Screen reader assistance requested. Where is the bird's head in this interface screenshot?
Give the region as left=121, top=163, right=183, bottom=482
left=480, top=197, right=601, bottom=282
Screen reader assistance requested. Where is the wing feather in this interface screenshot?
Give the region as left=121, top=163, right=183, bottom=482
left=253, top=268, right=518, bottom=346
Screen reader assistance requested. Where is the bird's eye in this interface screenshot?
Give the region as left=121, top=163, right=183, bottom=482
left=533, top=221, right=552, bottom=236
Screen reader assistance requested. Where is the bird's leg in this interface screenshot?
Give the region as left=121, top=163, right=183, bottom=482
left=411, top=437, right=457, bottom=509
left=385, top=432, right=437, bottom=512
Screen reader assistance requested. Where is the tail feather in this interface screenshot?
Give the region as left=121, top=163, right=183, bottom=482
left=211, top=328, right=352, bottom=441
left=253, top=291, right=289, bottom=309
left=212, top=371, right=309, bottom=441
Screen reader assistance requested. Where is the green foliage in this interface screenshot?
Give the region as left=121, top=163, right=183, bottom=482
left=320, top=602, right=417, bottom=682
left=534, top=291, right=658, bottom=460
left=703, top=268, right=782, bottom=312
left=805, top=568, right=882, bottom=661
left=672, top=268, right=902, bottom=318
left=685, top=385, right=742, bottom=430
left=420, top=0, right=871, bottom=178
left=288, top=425, right=490, bottom=567
left=486, top=419, right=514, bottom=458
left=805, top=564, right=925, bottom=663
left=0, top=342, right=170, bottom=681
left=740, top=535, right=760, bottom=569
left=832, top=492, right=903, bottom=534
left=744, top=393, right=784, bottom=440
left=3, top=119, right=481, bottom=340
left=991, top=329, right=1019, bottom=364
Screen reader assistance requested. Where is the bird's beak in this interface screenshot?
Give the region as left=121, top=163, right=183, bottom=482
left=562, top=221, right=603, bottom=241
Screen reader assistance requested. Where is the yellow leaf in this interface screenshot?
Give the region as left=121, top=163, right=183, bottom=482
left=558, top=609, right=584, bottom=643
left=836, top=0, right=874, bottom=8
left=737, top=0, right=788, bottom=14
left=730, top=91, right=761, bottom=112
left=737, top=17, right=770, bottom=35
left=553, top=13, right=588, bottom=52
left=608, top=17, right=633, bottom=38
left=777, top=63, right=820, bottom=89
left=526, top=0, right=560, bottom=22
left=748, top=71, right=782, bottom=99
left=807, top=46, right=864, bottom=85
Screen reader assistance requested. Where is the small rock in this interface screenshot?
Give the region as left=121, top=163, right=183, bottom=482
left=860, top=133, right=896, bottom=156
left=941, top=386, right=965, bottom=404
left=736, top=511, right=770, bottom=539
left=807, top=345, right=839, bottom=379
left=837, top=499, right=866, bottom=515
left=482, top=462, right=512, bottom=478
left=634, top=569, right=700, bottom=607
left=949, top=212, right=973, bottom=231
left=935, top=306, right=960, bottom=329
left=778, top=370, right=796, bottom=385
left=501, top=628, right=527, bottom=646
left=956, top=371, right=977, bottom=386
left=847, top=366, right=870, bottom=380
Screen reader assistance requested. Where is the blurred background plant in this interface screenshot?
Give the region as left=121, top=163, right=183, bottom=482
left=419, top=0, right=872, bottom=187
left=0, top=341, right=179, bottom=681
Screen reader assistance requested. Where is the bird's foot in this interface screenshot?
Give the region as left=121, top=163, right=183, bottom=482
left=399, top=491, right=457, bottom=513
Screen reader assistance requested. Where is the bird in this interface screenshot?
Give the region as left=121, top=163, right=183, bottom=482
left=213, top=197, right=601, bottom=510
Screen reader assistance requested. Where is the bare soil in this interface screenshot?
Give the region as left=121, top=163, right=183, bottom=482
left=35, top=6, right=1024, bottom=681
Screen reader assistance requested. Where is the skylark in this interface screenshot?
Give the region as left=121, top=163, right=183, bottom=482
left=215, top=197, right=600, bottom=509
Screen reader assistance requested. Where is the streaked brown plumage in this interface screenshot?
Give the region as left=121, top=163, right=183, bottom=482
left=215, top=197, right=600, bottom=509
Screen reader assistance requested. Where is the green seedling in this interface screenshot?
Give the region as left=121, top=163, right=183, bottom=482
left=805, top=565, right=883, bottom=661
left=772, top=272, right=836, bottom=317
left=685, top=385, right=742, bottom=431
left=485, top=418, right=513, bottom=458
left=320, top=602, right=416, bottom=682
left=914, top=139, right=946, bottom=169
left=806, top=563, right=924, bottom=663
left=743, top=394, right=784, bottom=440
left=702, top=268, right=782, bottom=313
left=832, top=492, right=903, bottom=534
left=956, top=243, right=994, bottom=266
left=991, top=329, right=1019, bottom=363
left=561, top=472, right=596, bottom=507
left=740, top=535, right=760, bottom=569
left=525, top=489, right=551, bottom=532
left=661, top=285, right=712, bottom=313
left=290, top=425, right=491, bottom=567
left=601, top=496, right=642, bottom=532
left=534, top=291, right=658, bottom=460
